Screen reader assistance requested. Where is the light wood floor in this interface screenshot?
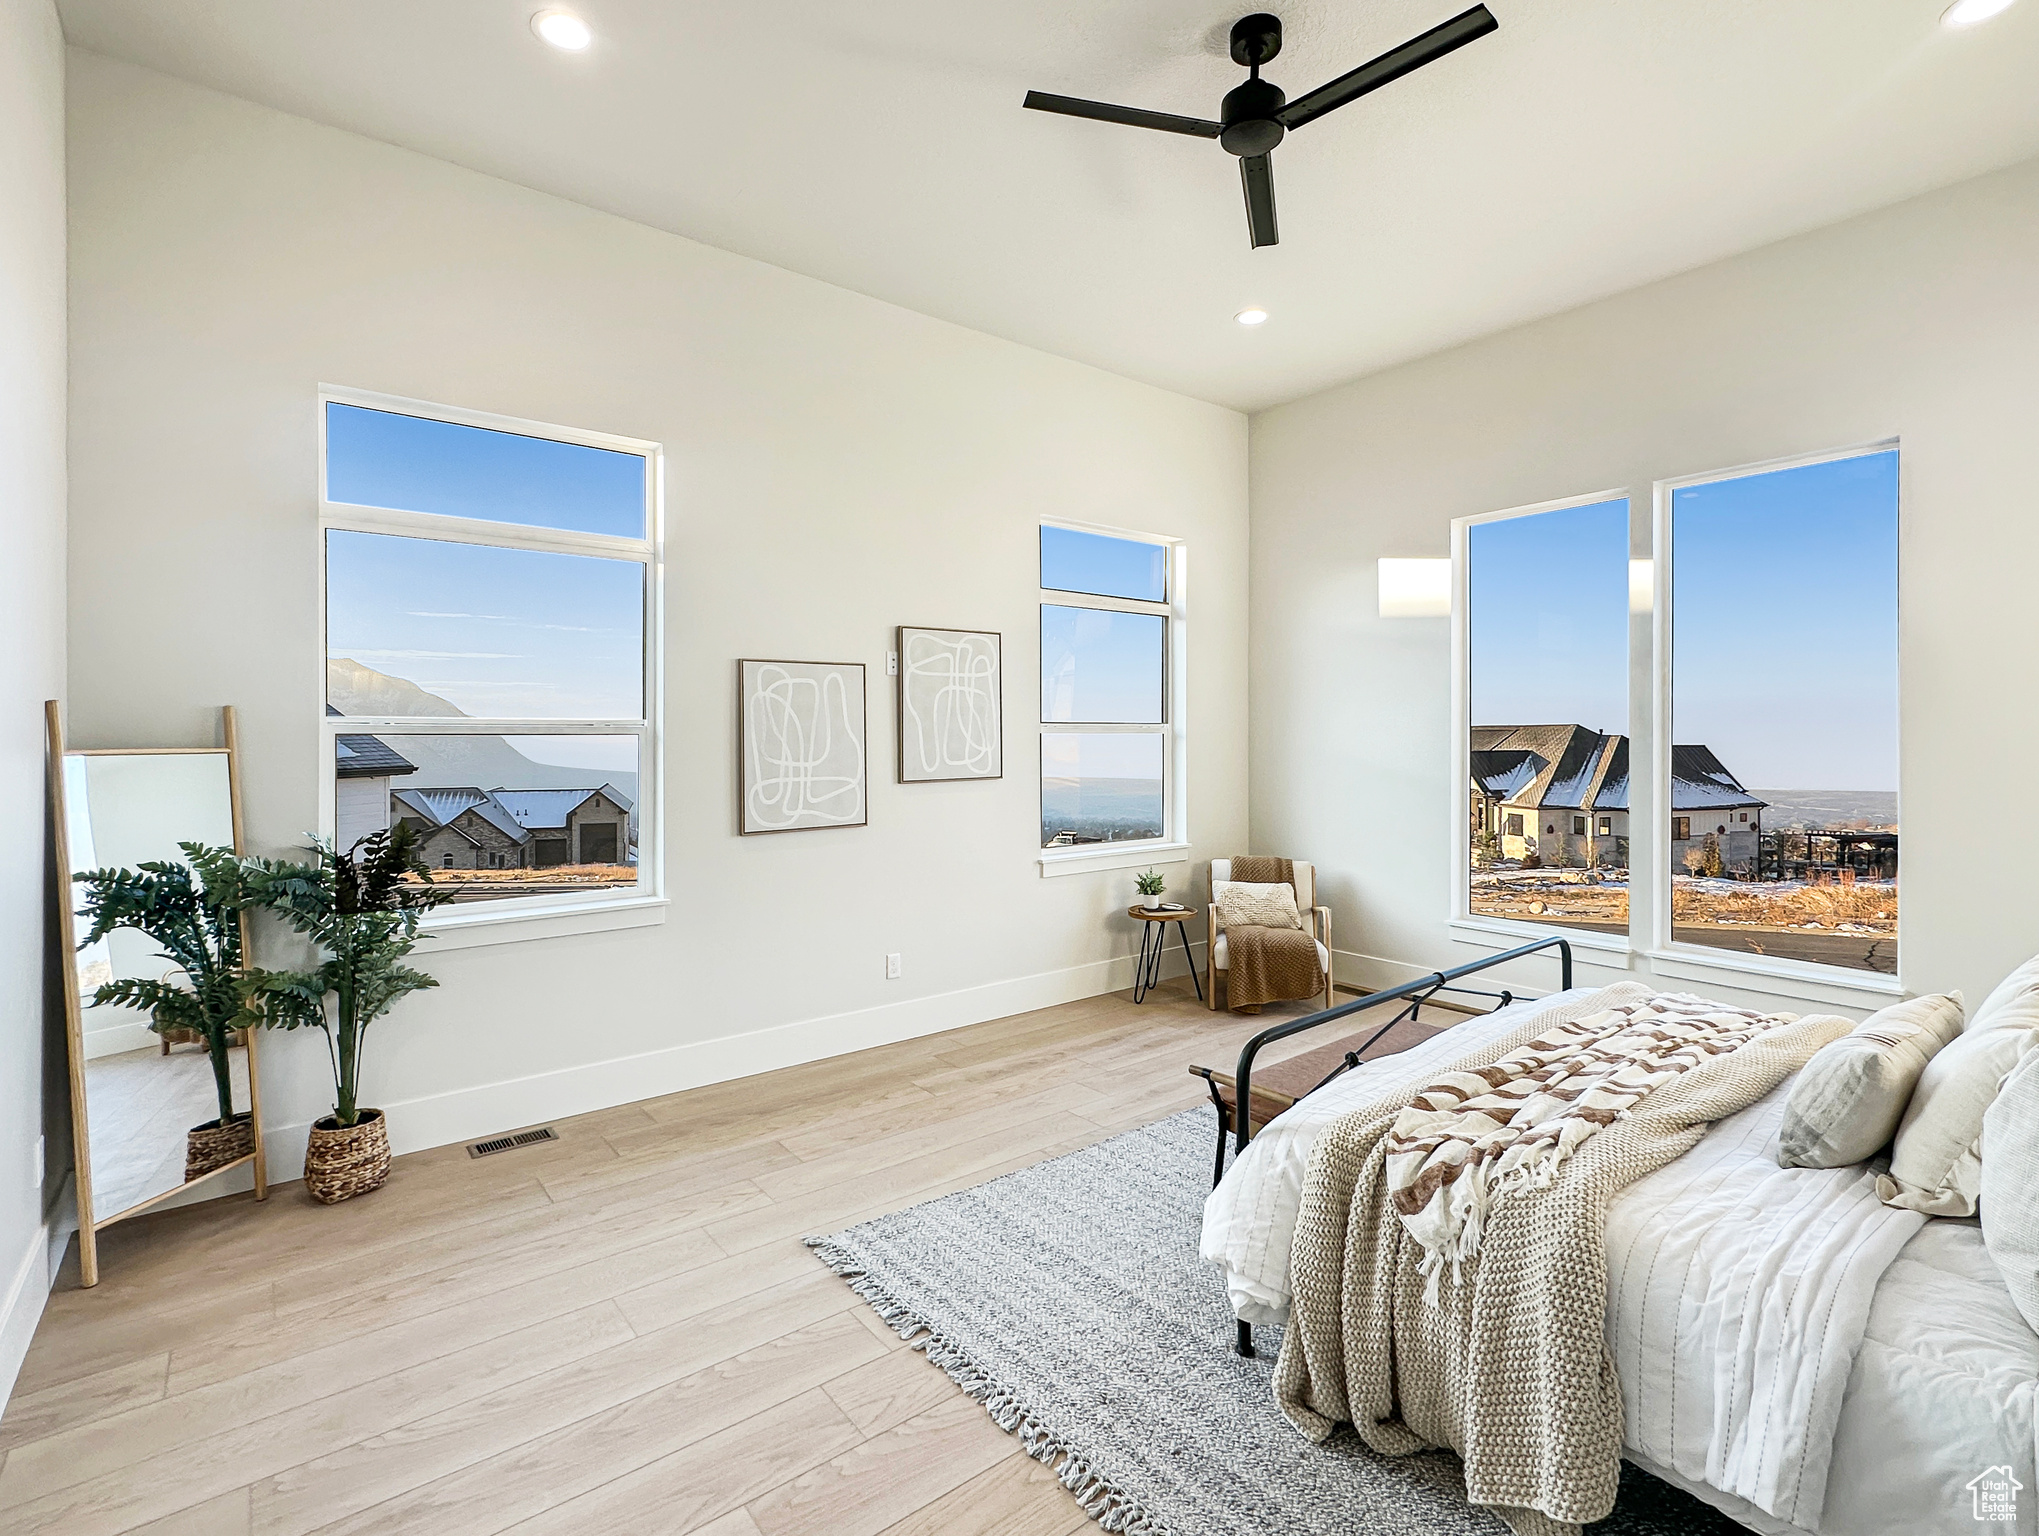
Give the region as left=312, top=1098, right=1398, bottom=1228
left=0, top=978, right=1438, bottom=1536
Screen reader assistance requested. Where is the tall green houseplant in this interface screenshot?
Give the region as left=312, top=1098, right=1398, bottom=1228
left=243, top=824, right=448, bottom=1128
left=72, top=842, right=259, bottom=1131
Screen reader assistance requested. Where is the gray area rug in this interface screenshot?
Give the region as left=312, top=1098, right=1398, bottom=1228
left=808, top=1107, right=1746, bottom=1536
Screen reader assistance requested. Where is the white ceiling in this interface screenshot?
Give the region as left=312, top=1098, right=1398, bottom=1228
left=56, top=0, right=2039, bottom=411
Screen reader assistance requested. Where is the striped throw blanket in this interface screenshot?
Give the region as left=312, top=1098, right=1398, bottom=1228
left=1387, top=993, right=1788, bottom=1297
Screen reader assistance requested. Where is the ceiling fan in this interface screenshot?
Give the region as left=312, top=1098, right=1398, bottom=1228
left=1023, top=6, right=1498, bottom=249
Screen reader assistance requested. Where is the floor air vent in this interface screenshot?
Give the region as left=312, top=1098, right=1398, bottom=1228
left=467, top=1126, right=559, bottom=1159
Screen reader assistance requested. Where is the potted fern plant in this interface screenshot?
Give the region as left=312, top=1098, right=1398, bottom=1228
left=242, top=823, right=447, bottom=1203
left=72, top=843, right=262, bottom=1181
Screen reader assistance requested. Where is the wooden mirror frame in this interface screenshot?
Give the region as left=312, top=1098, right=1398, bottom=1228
left=46, top=701, right=269, bottom=1287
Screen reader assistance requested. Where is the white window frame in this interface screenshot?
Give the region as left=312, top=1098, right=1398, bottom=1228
left=1448, top=488, right=1635, bottom=961
left=317, top=385, right=666, bottom=948
left=1036, top=518, right=1189, bottom=877
left=1647, top=438, right=1902, bottom=1001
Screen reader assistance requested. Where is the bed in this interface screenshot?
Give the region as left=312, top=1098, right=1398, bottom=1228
left=1201, top=983, right=2039, bottom=1536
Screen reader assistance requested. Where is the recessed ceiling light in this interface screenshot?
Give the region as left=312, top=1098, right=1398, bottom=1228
left=1942, top=0, right=2016, bottom=27
left=1235, top=307, right=1269, bottom=326
left=532, top=9, right=593, bottom=50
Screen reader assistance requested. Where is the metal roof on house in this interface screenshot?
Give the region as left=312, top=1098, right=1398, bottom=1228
left=334, top=733, right=418, bottom=780
left=1473, top=727, right=1764, bottom=815
left=1669, top=745, right=1767, bottom=812
left=390, top=787, right=531, bottom=844
left=488, top=784, right=632, bottom=830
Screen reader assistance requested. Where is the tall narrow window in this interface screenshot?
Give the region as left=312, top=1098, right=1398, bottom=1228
left=1039, top=525, right=1176, bottom=850
left=322, top=394, right=659, bottom=913
left=1462, top=496, right=1630, bottom=934
left=1667, top=447, right=1897, bottom=975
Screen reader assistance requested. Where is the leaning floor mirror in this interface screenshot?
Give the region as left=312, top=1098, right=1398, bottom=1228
left=46, top=702, right=268, bottom=1287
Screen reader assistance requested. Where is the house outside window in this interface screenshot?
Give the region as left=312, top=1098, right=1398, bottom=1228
left=320, top=389, right=661, bottom=930
left=1459, top=493, right=1630, bottom=936
left=1660, top=443, right=1898, bottom=977
left=1038, top=524, right=1182, bottom=856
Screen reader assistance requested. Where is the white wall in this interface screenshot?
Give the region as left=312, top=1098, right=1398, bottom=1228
left=1250, top=154, right=2039, bottom=1016
left=0, top=0, right=70, bottom=1408
left=64, top=52, right=1248, bottom=1180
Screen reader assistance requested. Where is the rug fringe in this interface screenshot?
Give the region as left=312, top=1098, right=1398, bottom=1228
left=805, top=1235, right=1167, bottom=1536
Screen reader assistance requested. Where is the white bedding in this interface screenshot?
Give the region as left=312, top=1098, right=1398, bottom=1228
left=1201, top=987, right=2039, bottom=1534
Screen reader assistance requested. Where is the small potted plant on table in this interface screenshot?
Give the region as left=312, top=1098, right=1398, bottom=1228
left=1135, top=869, right=1167, bottom=912
left=243, top=824, right=447, bottom=1204
left=73, top=843, right=262, bottom=1181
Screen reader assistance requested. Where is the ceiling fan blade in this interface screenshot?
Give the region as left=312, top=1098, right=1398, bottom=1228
left=1022, top=90, right=1223, bottom=139
left=1279, top=4, right=1497, bottom=130
left=1240, top=154, right=1278, bottom=248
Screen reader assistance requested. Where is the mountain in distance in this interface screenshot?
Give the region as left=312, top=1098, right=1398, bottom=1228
left=1041, top=776, right=1163, bottom=841
left=328, top=658, right=639, bottom=807
left=1752, top=790, right=1898, bottom=832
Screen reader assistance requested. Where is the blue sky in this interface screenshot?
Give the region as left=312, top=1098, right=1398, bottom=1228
left=1042, top=731, right=1163, bottom=781
left=1469, top=453, right=1898, bottom=793
left=326, top=530, right=644, bottom=720
left=1469, top=497, right=1630, bottom=736
left=1041, top=526, right=1166, bottom=603
left=326, top=403, right=645, bottom=538
left=1674, top=450, right=1898, bottom=791
left=1040, top=606, right=1164, bottom=725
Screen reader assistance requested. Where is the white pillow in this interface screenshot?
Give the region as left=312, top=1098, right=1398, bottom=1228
left=1968, top=953, right=2039, bottom=1034
left=1214, top=880, right=1303, bottom=932
left=1778, top=992, right=1963, bottom=1169
left=1879, top=974, right=2039, bottom=1215
left=1981, top=1044, right=2039, bottom=1333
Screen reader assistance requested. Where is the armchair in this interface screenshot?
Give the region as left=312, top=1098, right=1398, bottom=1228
left=1206, top=858, right=1333, bottom=1012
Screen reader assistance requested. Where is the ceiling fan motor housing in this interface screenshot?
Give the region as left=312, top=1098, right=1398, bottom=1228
left=1220, top=77, right=1287, bottom=156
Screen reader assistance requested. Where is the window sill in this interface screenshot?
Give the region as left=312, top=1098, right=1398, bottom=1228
left=1642, top=946, right=1902, bottom=1008
left=418, top=894, right=668, bottom=951
left=1038, top=841, right=1190, bottom=879
left=1448, top=916, right=1633, bottom=964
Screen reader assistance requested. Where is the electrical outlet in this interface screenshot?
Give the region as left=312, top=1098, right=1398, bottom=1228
left=886, top=651, right=898, bottom=676
left=32, top=1135, right=44, bottom=1189
left=885, top=953, right=902, bottom=980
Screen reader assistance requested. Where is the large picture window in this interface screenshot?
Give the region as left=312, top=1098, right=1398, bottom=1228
left=1039, top=525, right=1177, bottom=851
left=321, top=392, right=660, bottom=914
left=1461, top=495, right=1630, bottom=935
left=1664, top=446, right=1898, bottom=975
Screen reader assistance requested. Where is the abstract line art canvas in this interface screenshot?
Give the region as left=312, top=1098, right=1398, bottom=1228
left=738, top=659, right=868, bottom=834
left=896, top=627, right=1003, bottom=783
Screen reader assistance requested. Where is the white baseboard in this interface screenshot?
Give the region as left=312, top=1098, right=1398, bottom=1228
left=83, top=1020, right=156, bottom=1060
left=1, top=1175, right=73, bottom=1414
left=252, top=938, right=1208, bottom=1183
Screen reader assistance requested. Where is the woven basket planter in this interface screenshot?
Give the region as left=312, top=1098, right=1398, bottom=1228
left=304, top=1108, right=391, bottom=1205
left=184, top=1114, right=255, bottom=1182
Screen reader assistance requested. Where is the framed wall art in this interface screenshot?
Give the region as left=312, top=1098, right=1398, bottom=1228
left=738, top=658, right=868, bottom=834
left=896, top=626, right=1002, bottom=783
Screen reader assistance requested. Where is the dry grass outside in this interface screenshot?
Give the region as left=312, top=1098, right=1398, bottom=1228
left=1470, top=875, right=1629, bottom=927
left=1673, top=878, right=1895, bottom=935
left=402, top=863, right=638, bottom=893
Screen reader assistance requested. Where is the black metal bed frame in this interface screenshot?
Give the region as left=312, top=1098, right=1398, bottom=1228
left=1212, top=934, right=1573, bottom=1357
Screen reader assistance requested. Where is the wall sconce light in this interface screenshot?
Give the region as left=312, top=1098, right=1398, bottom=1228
left=1377, top=558, right=1451, bottom=618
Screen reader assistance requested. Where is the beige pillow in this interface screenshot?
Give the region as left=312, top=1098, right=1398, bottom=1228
left=1879, top=975, right=2039, bottom=1215
left=1981, top=1044, right=2039, bottom=1333
left=1777, top=992, right=1963, bottom=1169
left=1214, top=880, right=1302, bottom=931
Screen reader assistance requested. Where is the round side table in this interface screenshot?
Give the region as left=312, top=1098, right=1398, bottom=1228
left=1126, top=906, right=1204, bottom=1004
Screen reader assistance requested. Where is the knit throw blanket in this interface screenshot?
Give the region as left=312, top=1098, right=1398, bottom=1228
left=1274, top=983, right=1851, bottom=1536
left=1223, top=856, right=1324, bottom=1009
left=1388, top=994, right=1782, bottom=1299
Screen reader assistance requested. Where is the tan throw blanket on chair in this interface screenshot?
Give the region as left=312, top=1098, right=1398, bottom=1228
left=1223, top=856, right=1324, bottom=1009
left=1274, top=983, right=1851, bottom=1536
